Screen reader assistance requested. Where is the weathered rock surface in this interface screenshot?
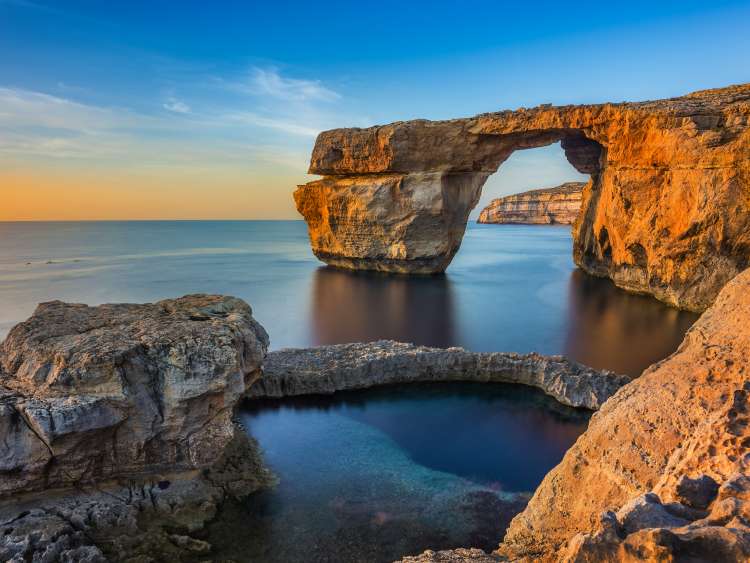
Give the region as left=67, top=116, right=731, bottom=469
left=0, top=295, right=276, bottom=560
left=494, top=267, right=750, bottom=561
left=252, top=340, right=630, bottom=410
left=477, top=182, right=584, bottom=225
left=0, top=294, right=269, bottom=496
left=0, top=432, right=272, bottom=562
left=296, top=83, right=750, bottom=311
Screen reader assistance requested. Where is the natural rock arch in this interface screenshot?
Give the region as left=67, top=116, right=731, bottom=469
left=295, top=84, right=750, bottom=311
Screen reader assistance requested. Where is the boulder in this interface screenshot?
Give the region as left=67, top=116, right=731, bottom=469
left=0, top=294, right=269, bottom=496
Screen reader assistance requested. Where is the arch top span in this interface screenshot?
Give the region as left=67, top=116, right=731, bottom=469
left=294, top=84, right=750, bottom=311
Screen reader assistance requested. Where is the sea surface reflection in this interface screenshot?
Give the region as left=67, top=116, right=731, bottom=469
left=0, top=221, right=698, bottom=376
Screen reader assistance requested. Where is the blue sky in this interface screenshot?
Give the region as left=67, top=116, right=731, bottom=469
left=2, top=0, right=750, bottom=219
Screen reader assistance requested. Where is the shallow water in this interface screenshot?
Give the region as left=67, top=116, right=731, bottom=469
left=0, top=220, right=698, bottom=376
left=200, top=383, right=590, bottom=563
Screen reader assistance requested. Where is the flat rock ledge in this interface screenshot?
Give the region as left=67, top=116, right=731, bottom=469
left=252, top=341, right=631, bottom=410
left=0, top=295, right=276, bottom=562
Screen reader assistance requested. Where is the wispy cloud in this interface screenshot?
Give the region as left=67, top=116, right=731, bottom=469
left=226, top=112, right=320, bottom=138
left=237, top=67, right=341, bottom=102
left=163, top=97, right=191, bottom=114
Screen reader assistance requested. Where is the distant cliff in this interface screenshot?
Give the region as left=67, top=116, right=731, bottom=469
left=477, top=182, right=585, bottom=225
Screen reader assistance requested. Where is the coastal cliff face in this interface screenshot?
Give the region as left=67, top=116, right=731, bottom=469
left=477, top=182, right=584, bottom=225
left=492, top=267, right=750, bottom=561
left=0, top=295, right=275, bottom=561
left=295, top=83, right=750, bottom=311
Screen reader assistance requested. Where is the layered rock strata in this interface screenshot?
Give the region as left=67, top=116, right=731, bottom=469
left=295, top=83, right=750, bottom=311
left=487, top=267, right=750, bottom=561
left=0, top=295, right=275, bottom=560
left=477, top=182, right=584, bottom=225
left=251, top=340, right=630, bottom=410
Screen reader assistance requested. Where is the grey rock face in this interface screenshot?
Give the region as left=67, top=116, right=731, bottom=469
left=0, top=432, right=273, bottom=563
left=253, top=340, right=630, bottom=410
left=0, top=294, right=269, bottom=496
left=0, top=294, right=276, bottom=561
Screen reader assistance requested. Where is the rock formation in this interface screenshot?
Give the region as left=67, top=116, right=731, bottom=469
left=295, top=83, right=750, bottom=311
left=477, top=182, right=584, bottom=225
left=0, top=295, right=275, bottom=561
left=487, top=266, right=750, bottom=561
left=252, top=341, right=629, bottom=410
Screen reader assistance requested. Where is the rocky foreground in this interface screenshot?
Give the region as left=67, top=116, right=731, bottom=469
left=296, top=83, right=750, bottom=311
left=477, top=182, right=584, bottom=225
left=400, top=267, right=750, bottom=562
left=0, top=295, right=275, bottom=561
left=254, top=341, right=629, bottom=410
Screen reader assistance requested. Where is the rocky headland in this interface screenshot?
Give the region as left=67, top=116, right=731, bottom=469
left=295, top=83, right=750, bottom=311
left=0, top=295, right=275, bottom=561
left=477, top=182, right=584, bottom=225
left=253, top=340, right=629, bottom=410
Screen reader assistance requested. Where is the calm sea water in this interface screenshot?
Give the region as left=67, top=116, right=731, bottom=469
left=201, top=383, right=590, bottom=562
left=0, top=220, right=697, bottom=376
left=0, top=220, right=698, bottom=561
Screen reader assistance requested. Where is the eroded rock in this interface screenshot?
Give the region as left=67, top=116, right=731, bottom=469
left=0, top=294, right=269, bottom=496
left=496, top=268, right=750, bottom=561
left=296, top=83, right=750, bottom=311
left=0, top=295, right=276, bottom=561
left=253, top=340, right=630, bottom=410
left=477, top=182, right=584, bottom=225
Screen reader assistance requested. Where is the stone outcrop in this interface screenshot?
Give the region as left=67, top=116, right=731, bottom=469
left=295, top=83, right=750, bottom=311
left=477, top=182, right=584, bottom=225
left=491, top=267, right=750, bottom=561
left=252, top=340, right=630, bottom=410
left=0, top=295, right=276, bottom=560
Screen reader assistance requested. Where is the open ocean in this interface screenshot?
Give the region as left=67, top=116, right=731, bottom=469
left=0, top=220, right=697, bottom=376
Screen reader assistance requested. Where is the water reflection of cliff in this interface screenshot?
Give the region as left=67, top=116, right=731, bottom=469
left=310, top=267, right=456, bottom=347
left=563, top=269, right=699, bottom=377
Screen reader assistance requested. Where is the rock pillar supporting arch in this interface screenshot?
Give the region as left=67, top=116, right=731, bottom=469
left=295, top=84, right=750, bottom=311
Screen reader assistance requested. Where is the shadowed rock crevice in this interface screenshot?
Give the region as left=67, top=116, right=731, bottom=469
left=296, top=83, right=750, bottom=311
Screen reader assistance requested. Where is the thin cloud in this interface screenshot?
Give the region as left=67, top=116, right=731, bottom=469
left=244, top=67, right=340, bottom=102
left=163, top=97, right=191, bottom=114
left=227, top=111, right=320, bottom=138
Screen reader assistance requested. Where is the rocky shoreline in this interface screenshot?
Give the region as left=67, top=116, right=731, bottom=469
left=0, top=295, right=275, bottom=561
left=1, top=267, right=749, bottom=561
left=253, top=340, right=629, bottom=410
left=477, top=182, right=584, bottom=225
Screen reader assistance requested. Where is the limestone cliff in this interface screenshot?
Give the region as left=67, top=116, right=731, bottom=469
left=492, top=267, right=750, bottom=561
left=477, top=182, right=584, bottom=225
left=295, top=83, right=750, bottom=311
left=0, top=295, right=275, bottom=561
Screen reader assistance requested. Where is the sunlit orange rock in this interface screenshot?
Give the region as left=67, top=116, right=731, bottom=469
left=495, top=267, right=750, bottom=561
left=295, top=84, right=750, bottom=311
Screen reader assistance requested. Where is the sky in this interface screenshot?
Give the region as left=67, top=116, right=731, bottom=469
left=2, top=0, right=749, bottom=220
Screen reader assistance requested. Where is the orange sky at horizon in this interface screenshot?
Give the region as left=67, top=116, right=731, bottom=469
left=3, top=168, right=309, bottom=221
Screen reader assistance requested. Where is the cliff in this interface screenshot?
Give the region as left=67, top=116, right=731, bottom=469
left=477, top=182, right=584, bottom=225
left=0, top=295, right=275, bottom=560
left=494, top=266, right=750, bottom=560
left=295, top=83, right=750, bottom=311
